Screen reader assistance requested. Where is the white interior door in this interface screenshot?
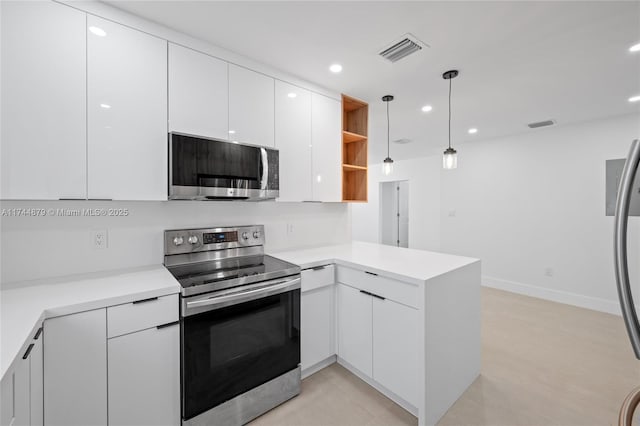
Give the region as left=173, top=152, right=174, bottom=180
left=380, top=180, right=409, bottom=247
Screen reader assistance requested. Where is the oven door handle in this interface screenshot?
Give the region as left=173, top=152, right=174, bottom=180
left=184, top=276, right=300, bottom=316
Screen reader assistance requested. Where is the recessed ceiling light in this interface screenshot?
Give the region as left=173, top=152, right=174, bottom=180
left=228, top=130, right=236, bottom=134
left=287, top=92, right=297, bottom=98
left=89, top=26, right=107, bottom=37
left=629, top=95, right=640, bottom=103
left=421, top=105, right=433, bottom=113
left=629, top=43, right=640, bottom=53
left=329, top=64, right=342, bottom=73
left=468, top=128, right=478, bottom=134
left=99, top=103, right=111, bottom=109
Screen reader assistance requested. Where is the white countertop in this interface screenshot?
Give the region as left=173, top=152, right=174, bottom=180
left=1, top=265, right=180, bottom=379
left=273, top=241, right=480, bottom=285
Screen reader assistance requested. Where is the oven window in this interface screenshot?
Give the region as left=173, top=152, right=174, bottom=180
left=182, top=289, right=300, bottom=421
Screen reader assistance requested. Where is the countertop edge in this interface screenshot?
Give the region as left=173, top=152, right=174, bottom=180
left=1, top=272, right=180, bottom=381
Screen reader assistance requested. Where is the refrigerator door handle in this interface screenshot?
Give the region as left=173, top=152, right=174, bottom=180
left=614, top=139, right=640, bottom=359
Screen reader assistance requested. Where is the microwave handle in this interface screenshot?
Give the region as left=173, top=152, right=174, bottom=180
left=260, top=147, right=268, bottom=190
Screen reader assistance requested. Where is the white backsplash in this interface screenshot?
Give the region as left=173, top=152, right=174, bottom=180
left=0, top=200, right=350, bottom=284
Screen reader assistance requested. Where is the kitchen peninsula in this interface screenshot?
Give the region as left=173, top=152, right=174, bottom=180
left=275, top=241, right=481, bottom=426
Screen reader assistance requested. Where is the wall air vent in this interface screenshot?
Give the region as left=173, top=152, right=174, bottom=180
left=528, top=119, right=556, bottom=129
left=378, top=33, right=427, bottom=63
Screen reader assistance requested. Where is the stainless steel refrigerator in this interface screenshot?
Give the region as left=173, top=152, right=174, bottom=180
left=611, top=139, right=640, bottom=425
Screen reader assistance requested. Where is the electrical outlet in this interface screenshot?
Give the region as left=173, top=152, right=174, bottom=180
left=448, top=210, right=457, bottom=217
left=91, top=229, right=108, bottom=250
left=544, top=267, right=554, bottom=277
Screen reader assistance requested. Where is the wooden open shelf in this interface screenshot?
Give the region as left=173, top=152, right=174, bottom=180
left=342, top=130, right=367, bottom=144
left=341, top=94, right=368, bottom=202
left=342, top=164, right=367, bottom=171
left=342, top=168, right=367, bottom=202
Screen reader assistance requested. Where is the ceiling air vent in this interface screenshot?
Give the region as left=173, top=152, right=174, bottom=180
left=528, top=119, right=556, bottom=129
left=379, top=34, right=427, bottom=63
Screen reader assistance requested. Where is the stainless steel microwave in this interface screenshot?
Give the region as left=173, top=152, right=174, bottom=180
left=169, top=132, right=279, bottom=201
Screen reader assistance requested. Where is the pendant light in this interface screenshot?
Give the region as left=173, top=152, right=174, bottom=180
left=442, top=70, right=459, bottom=169
left=382, top=95, right=394, bottom=175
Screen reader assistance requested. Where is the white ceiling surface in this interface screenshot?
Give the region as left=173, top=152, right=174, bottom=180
left=105, top=1, right=640, bottom=161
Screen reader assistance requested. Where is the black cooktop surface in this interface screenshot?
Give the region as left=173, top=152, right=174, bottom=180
left=166, top=254, right=300, bottom=296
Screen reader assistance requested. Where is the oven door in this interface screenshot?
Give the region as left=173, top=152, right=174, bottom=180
left=169, top=132, right=279, bottom=200
left=181, top=276, right=301, bottom=422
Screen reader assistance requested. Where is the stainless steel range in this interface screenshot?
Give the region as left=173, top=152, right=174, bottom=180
left=164, top=225, right=301, bottom=426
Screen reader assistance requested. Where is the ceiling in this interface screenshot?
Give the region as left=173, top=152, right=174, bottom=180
left=105, top=0, right=640, bottom=161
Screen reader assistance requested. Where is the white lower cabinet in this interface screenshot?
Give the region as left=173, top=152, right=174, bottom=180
left=301, top=285, right=335, bottom=370
left=44, top=309, right=108, bottom=426
left=108, top=324, right=180, bottom=426
left=40, top=294, right=179, bottom=426
left=337, top=284, right=373, bottom=376
left=372, top=298, right=420, bottom=407
left=301, top=266, right=336, bottom=372
left=0, top=350, right=30, bottom=426
left=337, top=281, right=420, bottom=407
left=0, top=329, right=43, bottom=426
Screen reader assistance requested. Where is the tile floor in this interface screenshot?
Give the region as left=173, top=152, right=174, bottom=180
left=250, top=287, right=640, bottom=425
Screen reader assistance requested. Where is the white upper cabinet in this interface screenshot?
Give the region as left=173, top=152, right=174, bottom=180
left=168, top=43, right=228, bottom=140
left=0, top=1, right=86, bottom=200
left=228, top=64, right=275, bottom=147
left=275, top=81, right=312, bottom=202
left=87, top=16, right=167, bottom=200
left=311, top=94, right=342, bottom=202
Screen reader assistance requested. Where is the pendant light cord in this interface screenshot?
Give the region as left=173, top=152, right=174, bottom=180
left=448, top=77, right=452, bottom=150
left=386, top=100, right=390, bottom=158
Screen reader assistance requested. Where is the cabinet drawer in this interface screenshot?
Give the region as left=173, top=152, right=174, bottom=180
left=336, top=266, right=420, bottom=309
left=107, top=294, right=178, bottom=338
left=301, top=264, right=335, bottom=292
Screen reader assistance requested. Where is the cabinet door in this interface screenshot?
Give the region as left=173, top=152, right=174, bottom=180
left=0, top=1, right=86, bottom=200
left=0, top=357, right=29, bottom=426
left=228, top=65, right=274, bottom=147
left=168, top=43, right=228, bottom=140
left=301, top=285, right=335, bottom=370
left=337, top=284, right=372, bottom=376
left=44, top=309, right=107, bottom=426
left=311, top=94, right=341, bottom=202
left=372, top=298, right=420, bottom=407
left=0, top=367, right=11, bottom=426
left=29, top=336, right=43, bottom=426
left=275, top=81, right=312, bottom=201
left=87, top=16, right=167, bottom=200
left=108, top=324, right=180, bottom=426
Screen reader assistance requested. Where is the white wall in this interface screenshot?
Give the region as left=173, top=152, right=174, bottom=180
left=440, top=113, right=640, bottom=314
left=0, top=201, right=350, bottom=284
left=352, top=156, right=441, bottom=251
left=353, top=113, right=640, bottom=314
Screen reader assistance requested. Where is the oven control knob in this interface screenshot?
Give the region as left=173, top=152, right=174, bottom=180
left=253, top=231, right=260, bottom=239
left=188, top=235, right=198, bottom=245
left=173, top=236, right=184, bottom=246
left=242, top=232, right=249, bottom=240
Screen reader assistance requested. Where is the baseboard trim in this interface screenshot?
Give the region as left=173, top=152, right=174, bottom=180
left=482, top=276, right=627, bottom=315
left=301, top=355, right=336, bottom=379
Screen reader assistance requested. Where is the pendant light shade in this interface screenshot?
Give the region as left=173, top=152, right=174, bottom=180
left=442, top=70, right=459, bottom=170
left=383, top=157, right=394, bottom=175
left=443, top=147, right=457, bottom=169
left=382, top=95, right=394, bottom=175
